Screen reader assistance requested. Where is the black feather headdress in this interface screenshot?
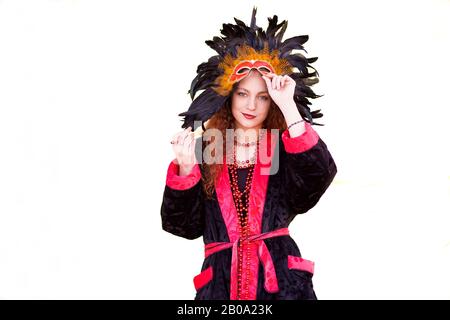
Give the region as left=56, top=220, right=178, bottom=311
left=179, top=6, right=324, bottom=130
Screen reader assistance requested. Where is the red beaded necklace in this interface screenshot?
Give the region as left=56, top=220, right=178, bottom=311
left=227, top=137, right=260, bottom=300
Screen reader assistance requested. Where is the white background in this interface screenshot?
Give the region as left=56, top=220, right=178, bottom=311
left=0, top=0, right=449, bottom=299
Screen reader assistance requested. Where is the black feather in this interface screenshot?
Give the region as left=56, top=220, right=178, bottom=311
left=279, top=35, right=309, bottom=58
left=179, top=88, right=228, bottom=129
left=250, top=6, right=258, bottom=29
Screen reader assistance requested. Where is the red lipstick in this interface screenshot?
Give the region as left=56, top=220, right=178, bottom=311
left=242, top=113, right=256, bottom=119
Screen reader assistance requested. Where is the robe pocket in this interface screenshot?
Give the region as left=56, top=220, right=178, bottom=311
left=287, top=255, right=315, bottom=276
left=193, top=266, right=213, bottom=291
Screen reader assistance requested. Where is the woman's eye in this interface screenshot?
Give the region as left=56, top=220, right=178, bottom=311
left=237, top=92, right=268, bottom=100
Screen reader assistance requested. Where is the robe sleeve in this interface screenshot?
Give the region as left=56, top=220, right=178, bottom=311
left=160, top=159, right=205, bottom=240
left=281, top=122, right=338, bottom=216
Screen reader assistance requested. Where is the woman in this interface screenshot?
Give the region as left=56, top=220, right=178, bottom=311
left=160, top=8, right=337, bottom=300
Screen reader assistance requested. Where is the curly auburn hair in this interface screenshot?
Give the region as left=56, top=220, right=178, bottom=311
left=200, top=83, right=287, bottom=200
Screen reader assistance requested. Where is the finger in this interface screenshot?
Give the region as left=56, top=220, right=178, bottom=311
left=172, top=127, right=190, bottom=143
left=177, top=131, right=186, bottom=145
left=182, top=135, right=189, bottom=157
left=261, top=75, right=272, bottom=91
left=187, top=136, right=197, bottom=164
left=181, top=131, right=192, bottom=146
left=177, top=138, right=187, bottom=166
left=182, top=134, right=194, bottom=164
left=276, top=76, right=281, bottom=90
left=171, top=133, right=181, bottom=145
left=271, top=75, right=277, bottom=91
left=281, top=75, right=287, bottom=87
left=186, top=131, right=196, bottom=147
left=286, top=75, right=294, bottom=86
left=182, top=126, right=191, bottom=133
left=178, top=127, right=192, bottom=143
left=172, top=130, right=183, bottom=143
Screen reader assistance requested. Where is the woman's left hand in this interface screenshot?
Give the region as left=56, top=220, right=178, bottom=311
left=261, top=73, right=296, bottom=114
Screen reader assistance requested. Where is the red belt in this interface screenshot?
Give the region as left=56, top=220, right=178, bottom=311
left=204, top=227, right=290, bottom=300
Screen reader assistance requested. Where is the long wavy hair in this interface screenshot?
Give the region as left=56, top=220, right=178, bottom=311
left=200, top=82, right=287, bottom=199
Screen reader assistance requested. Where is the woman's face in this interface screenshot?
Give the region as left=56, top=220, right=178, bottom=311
left=231, top=69, right=271, bottom=131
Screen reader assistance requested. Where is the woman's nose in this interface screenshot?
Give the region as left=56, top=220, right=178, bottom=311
left=246, top=99, right=257, bottom=111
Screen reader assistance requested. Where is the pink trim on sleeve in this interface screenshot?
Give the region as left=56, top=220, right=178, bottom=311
left=165, top=159, right=201, bottom=190
left=281, top=121, right=320, bottom=153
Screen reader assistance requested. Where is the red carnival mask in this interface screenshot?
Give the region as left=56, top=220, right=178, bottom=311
left=229, top=60, right=276, bottom=82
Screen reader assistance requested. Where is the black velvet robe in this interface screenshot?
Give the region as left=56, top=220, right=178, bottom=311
left=160, top=123, right=337, bottom=300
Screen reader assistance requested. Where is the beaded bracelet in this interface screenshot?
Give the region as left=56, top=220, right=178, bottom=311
left=287, top=119, right=305, bottom=130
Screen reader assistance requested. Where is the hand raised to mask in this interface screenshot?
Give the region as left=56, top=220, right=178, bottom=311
left=261, top=73, right=296, bottom=114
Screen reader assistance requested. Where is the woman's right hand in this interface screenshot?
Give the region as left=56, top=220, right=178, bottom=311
left=170, top=126, right=197, bottom=176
